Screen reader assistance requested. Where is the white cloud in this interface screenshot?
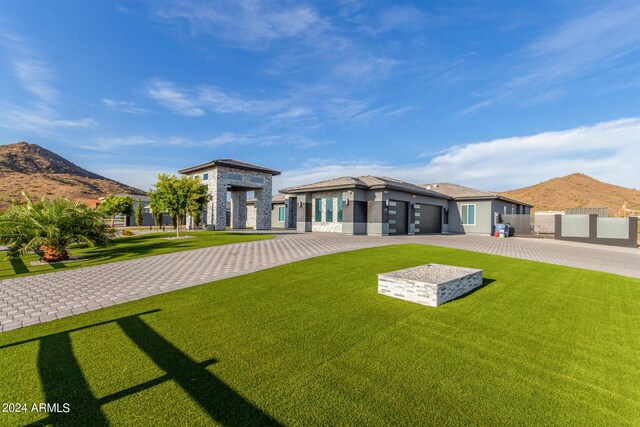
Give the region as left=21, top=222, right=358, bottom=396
left=464, top=1, right=640, bottom=113
left=101, top=98, right=151, bottom=115
left=146, top=79, right=205, bottom=117
left=12, top=58, right=58, bottom=103
left=273, top=118, right=640, bottom=192
left=197, top=86, right=275, bottom=113
left=82, top=131, right=323, bottom=154
left=0, top=104, right=97, bottom=136
left=88, top=135, right=188, bottom=151
left=153, top=0, right=321, bottom=47
left=146, top=79, right=282, bottom=116
left=377, top=5, right=430, bottom=33
left=0, top=31, right=58, bottom=103
left=0, top=30, right=97, bottom=136
left=204, top=132, right=323, bottom=148
left=272, top=106, right=313, bottom=119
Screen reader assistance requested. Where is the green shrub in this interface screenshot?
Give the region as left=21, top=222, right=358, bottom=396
left=0, top=193, right=110, bottom=262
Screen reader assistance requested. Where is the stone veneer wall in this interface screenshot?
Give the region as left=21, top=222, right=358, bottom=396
left=246, top=205, right=257, bottom=228
left=311, top=191, right=343, bottom=233
left=185, top=165, right=273, bottom=230
left=378, top=265, right=483, bottom=307
left=285, top=197, right=297, bottom=229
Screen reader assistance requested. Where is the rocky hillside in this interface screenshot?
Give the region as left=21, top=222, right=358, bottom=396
left=499, top=173, right=640, bottom=216
left=0, top=142, right=145, bottom=208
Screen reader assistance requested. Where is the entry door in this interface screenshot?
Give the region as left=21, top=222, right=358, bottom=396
left=389, top=201, right=408, bottom=235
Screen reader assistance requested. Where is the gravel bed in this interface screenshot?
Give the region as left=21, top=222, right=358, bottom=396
left=394, top=264, right=468, bottom=282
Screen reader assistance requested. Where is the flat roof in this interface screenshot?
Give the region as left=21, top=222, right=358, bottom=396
left=178, top=159, right=281, bottom=176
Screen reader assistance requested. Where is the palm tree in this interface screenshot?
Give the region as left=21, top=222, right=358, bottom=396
left=0, top=193, right=111, bottom=262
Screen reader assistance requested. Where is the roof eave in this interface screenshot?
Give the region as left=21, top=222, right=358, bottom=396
left=281, top=183, right=368, bottom=194
left=178, top=160, right=281, bottom=176
left=452, top=195, right=533, bottom=207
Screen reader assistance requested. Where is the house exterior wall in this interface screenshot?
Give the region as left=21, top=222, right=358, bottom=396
left=271, top=202, right=286, bottom=228
left=383, top=190, right=449, bottom=235
left=284, top=183, right=532, bottom=237
left=341, top=188, right=368, bottom=235
left=447, top=200, right=492, bottom=234
left=296, top=193, right=313, bottom=232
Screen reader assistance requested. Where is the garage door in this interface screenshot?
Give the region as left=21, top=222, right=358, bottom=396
left=388, top=200, right=408, bottom=235
left=415, top=204, right=441, bottom=234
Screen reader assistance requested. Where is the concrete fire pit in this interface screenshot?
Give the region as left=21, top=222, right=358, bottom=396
left=378, top=264, right=483, bottom=307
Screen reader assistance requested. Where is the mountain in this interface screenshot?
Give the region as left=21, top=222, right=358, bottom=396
left=498, top=173, right=640, bottom=216
left=0, top=142, right=145, bottom=208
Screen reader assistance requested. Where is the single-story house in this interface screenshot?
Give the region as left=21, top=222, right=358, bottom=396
left=278, top=177, right=532, bottom=236
left=97, top=194, right=175, bottom=227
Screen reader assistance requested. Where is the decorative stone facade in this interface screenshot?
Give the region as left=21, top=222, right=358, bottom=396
left=311, top=191, right=343, bottom=233
left=246, top=205, right=257, bottom=228
left=378, top=264, right=483, bottom=307
left=285, top=197, right=297, bottom=229
left=231, top=191, right=247, bottom=229
left=182, top=163, right=276, bottom=231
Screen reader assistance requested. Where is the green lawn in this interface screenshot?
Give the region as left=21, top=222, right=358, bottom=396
left=0, top=245, right=638, bottom=426
left=0, top=231, right=273, bottom=280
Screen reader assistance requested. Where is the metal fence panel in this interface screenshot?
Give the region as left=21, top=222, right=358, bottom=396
left=501, top=214, right=533, bottom=235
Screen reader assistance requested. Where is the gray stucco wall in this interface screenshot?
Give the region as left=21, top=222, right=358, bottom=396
left=447, top=200, right=493, bottom=234
left=271, top=202, right=286, bottom=228
left=447, top=199, right=530, bottom=235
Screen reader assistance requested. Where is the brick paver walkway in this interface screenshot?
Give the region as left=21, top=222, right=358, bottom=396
left=1, top=233, right=639, bottom=332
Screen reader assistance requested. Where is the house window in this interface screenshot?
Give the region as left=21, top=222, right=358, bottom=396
left=315, top=198, right=322, bottom=222
left=278, top=206, right=285, bottom=222
left=194, top=175, right=199, bottom=180
left=337, top=196, right=343, bottom=222
left=461, top=204, right=476, bottom=225
left=326, top=197, right=333, bottom=222
left=203, top=173, right=208, bottom=180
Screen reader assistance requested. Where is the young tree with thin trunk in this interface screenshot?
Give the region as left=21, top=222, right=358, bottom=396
left=135, top=198, right=143, bottom=227
left=148, top=191, right=163, bottom=230
left=97, top=195, right=134, bottom=228
left=148, top=174, right=209, bottom=238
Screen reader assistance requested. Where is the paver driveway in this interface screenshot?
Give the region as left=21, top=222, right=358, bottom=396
left=1, top=233, right=639, bottom=332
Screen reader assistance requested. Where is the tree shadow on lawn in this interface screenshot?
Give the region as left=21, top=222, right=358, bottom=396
left=81, top=236, right=196, bottom=263
left=9, top=257, right=29, bottom=275
left=2, top=309, right=280, bottom=427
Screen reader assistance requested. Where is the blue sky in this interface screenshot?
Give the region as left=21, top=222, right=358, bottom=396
left=1, top=0, right=640, bottom=192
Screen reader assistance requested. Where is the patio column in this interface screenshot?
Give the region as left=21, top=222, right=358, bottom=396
left=209, top=172, right=227, bottom=231
left=230, top=191, right=247, bottom=229
left=254, top=189, right=271, bottom=230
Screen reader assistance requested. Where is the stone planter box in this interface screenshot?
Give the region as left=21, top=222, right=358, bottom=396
left=378, top=264, right=483, bottom=307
